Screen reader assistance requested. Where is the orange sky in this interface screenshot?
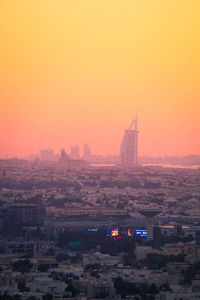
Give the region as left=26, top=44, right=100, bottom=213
left=0, top=0, right=200, bottom=158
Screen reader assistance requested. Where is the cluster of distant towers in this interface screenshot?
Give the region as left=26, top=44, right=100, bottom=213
left=70, top=144, right=91, bottom=161
left=68, top=114, right=139, bottom=166
left=40, top=115, right=139, bottom=167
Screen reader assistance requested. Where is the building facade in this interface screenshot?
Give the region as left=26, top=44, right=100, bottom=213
left=120, top=116, right=139, bottom=166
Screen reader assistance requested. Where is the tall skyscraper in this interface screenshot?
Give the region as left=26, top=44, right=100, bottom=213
left=83, top=144, right=91, bottom=161
left=70, top=146, right=80, bottom=159
left=40, top=148, right=54, bottom=161
left=120, top=115, right=139, bottom=166
left=61, top=149, right=70, bottom=161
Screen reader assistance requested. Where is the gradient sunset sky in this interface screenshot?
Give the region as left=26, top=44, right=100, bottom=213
left=0, top=0, right=200, bottom=158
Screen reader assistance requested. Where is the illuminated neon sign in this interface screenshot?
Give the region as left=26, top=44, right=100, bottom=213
left=110, top=228, right=119, bottom=236
left=134, top=229, right=147, bottom=237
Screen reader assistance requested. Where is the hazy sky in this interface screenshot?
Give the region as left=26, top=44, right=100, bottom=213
left=0, top=0, right=200, bottom=157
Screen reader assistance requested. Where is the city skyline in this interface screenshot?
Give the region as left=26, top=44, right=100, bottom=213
left=0, top=111, right=200, bottom=159
left=1, top=2, right=200, bottom=298
left=0, top=1, right=200, bottom=158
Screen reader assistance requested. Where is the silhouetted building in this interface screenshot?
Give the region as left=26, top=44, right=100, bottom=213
left=60, top=148, right=88, bottom=168
left=60, top=149, right=70, bottom=161
left=70, top=146, right=80, bottom=159
left=120, top=115, right=139, bottom=166
left=83, top=144, right=91, bottom=161
left=2, top=204, right=45, bottom=229
left=0, top=240, right=40, bottom=256
left=153, top=226, right=162, bottom=242
left=40, top=149, right=54, bottom=161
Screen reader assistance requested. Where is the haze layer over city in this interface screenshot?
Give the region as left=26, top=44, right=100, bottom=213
left=0, top=1, right=200, bottom=300
left=0, top=1, right=200, bottom=159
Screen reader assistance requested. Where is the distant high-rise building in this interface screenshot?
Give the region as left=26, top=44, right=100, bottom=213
left=40, top=148, right=54, bottom=161
left=120, top=115, right=139, bottom=166
left=60, top=149, right=70, bottom=161
left=70, top=146, right=80, bottom=159
left=83, top=144, right=91, bottom=161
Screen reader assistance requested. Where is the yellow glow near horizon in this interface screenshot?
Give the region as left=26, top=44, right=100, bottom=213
left=0, top=0, right=200, bottom=157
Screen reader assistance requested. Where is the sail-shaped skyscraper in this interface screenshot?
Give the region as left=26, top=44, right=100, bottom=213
left=120, top=115, right=139, bottom=166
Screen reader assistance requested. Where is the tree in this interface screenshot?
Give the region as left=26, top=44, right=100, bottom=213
left=84, top=263, right=101, bottom=271
left=159, top=283, right=171, bottom=291
left=65, top=284, right=79, bottom=297
left=71, top=253, right=82, bottom=264
left=96, top=291, right=109, bottom=298
left=38, top=264, right=49, bottom=272
left=148, top=284, right=159, bottom=295
left=123, top=252, right=136, bottom=266
left=42, top=294, right=52, bottom=300
left=56, top=253, right=70, bottom=263
left=27, top=297, right=36, bottom=300
left=12, top=295, right=21, bottom=300
left=17, top=281, right=30, bottom=292
left=12, top=259, right=33, bottom=274
left=114, top=277, right=139, bottom=297
left=44, top=248, right=55, bottom=256
left=183, top=261, right=200, bottom=284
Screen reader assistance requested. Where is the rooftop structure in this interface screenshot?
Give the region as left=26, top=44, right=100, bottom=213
left=137, top=208, right=161, bottom=218
left=137, top=208, right=161, bottom=240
